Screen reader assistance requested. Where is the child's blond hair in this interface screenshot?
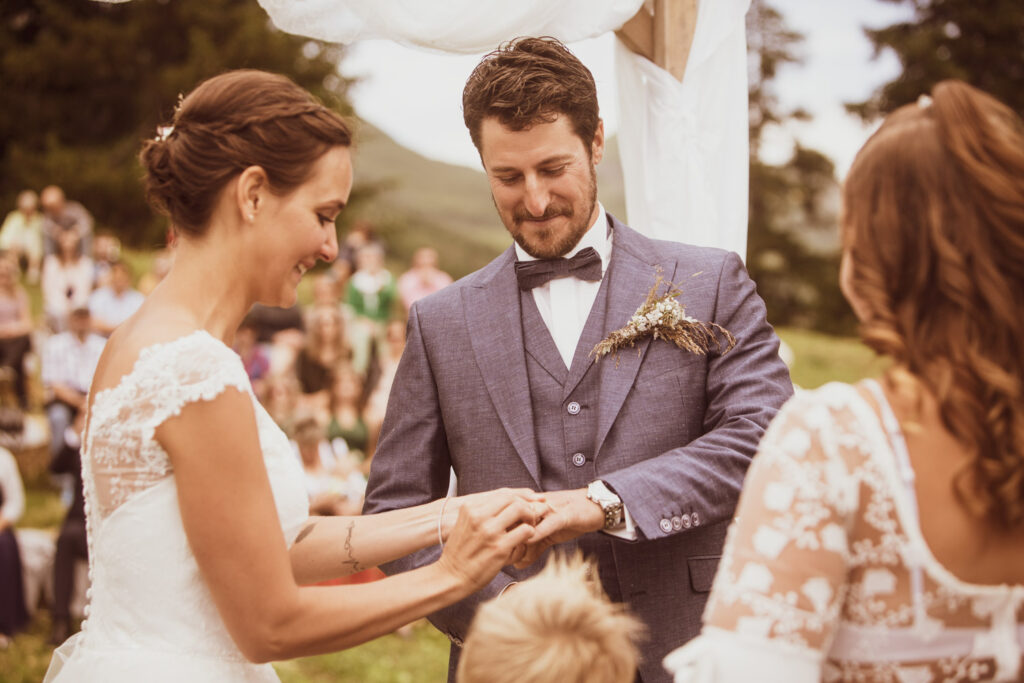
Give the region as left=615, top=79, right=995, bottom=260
left=457, top=552, right=644, bottom=683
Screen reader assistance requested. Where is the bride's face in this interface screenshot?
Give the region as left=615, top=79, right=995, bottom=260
left=254, top=146, right=353, bottom=307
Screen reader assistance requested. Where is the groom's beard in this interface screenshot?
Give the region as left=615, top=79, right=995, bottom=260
left=498, top=163, right=599, bottom=260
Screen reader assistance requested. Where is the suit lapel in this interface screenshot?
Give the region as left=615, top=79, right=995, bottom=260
left=521, top=291, right=569, bottom=384
left=594, top=220, right=678, bottom=458
left=464, top=248, right=542, bottom=486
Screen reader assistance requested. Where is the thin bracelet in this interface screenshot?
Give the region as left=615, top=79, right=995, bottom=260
left=437, top=495, right=451, bottom=548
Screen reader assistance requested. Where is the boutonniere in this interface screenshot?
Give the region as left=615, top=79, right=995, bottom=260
left=591, top=268, right=736, bottom=363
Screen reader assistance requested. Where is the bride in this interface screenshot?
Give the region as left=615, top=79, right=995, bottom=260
left=45, top=69, right=546, bottom=682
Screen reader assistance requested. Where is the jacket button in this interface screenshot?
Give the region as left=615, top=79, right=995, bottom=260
left=659, top=518, right=673, bottom=533
left=567, top=401, right=581, bottom=415
left=682, top=514, right=692, bottom=529
left=571, top=452, right=586, bottom=467
left=671, top=516, right=683, bottom=531
left=692, top=512, right=701, bottom=527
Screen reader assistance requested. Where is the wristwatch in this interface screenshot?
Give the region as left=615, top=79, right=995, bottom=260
left=586, top=480, right=624, bottom=530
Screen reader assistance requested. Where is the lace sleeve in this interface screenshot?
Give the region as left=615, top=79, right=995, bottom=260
left=134, top=335, right=252, bottom=444
left=86, top=331, right=253, bottom=521
left=701, top=387, right=861, bottom=655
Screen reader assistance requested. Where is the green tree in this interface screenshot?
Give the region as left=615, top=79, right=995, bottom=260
left=0, top=0, right=352, bottom=247
left=745, top=0, right=855, bottom=334
left=849, top=0, right=1024, bottom=120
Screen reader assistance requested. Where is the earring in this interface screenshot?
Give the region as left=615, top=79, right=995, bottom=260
left=248, top=213, right=255, bottom=222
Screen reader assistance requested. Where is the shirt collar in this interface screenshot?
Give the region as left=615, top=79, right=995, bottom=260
left=514, top=202, right=610, bottom=273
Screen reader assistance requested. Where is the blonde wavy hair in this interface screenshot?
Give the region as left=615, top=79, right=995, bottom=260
left=842, top=80, right=1024, bottom=529
left=456, top=553, right=644, bottom=683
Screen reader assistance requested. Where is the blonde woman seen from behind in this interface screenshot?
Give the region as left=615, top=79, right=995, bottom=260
left=666, top=80, right=1024, bottom=682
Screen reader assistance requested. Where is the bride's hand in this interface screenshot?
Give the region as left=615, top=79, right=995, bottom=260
left=436, top=490, right=545, bottom=592
left=439, top=488, right=546, bottom=543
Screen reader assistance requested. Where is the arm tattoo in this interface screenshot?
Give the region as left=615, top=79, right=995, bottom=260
left=342, top=520, right=362, bottom=573
left=294, top=522, right=317, bottom=545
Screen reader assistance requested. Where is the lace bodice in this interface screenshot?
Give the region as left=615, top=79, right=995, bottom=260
left=45, top=331, right=309, bottom=682
left=666, top=382, right=1024, bottom=683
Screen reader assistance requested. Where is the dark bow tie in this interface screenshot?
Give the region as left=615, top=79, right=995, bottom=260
left=514, top=246, right=603, bottom=291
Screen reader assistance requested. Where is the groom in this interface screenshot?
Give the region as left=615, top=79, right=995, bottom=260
left=364, top=37, right=793, bottom=682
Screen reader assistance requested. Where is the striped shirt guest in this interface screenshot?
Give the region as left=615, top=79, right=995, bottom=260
left=42, top=307, right=105, bottom=458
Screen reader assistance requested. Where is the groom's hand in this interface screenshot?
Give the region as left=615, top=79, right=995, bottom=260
left=512, top=488, right=603, bottom=568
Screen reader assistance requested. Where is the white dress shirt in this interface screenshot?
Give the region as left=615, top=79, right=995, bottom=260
left=513, top=203, right=637, bottom=539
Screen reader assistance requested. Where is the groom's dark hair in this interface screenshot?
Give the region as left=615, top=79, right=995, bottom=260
left=462, top=36, right=600, bottom=154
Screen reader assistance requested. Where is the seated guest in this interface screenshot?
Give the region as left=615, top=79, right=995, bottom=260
left=0, top=445, right=29, bottom=648
left=49, top=412, right=87, bottom=645
left=326, top=363, right=369, bottom=462
left=457, top=553, right=644, bottom=683
left=0, top=253, right=33, bottom=408
left=293, top=414, right=364, bottom=517
left=0, top=190, right=44, bottom=282
left=40, top=185, right=92, bottom=258
left=89, top=233, right=121, bottom=290
left=88, top=260, right=144, bottom=336
left=397, top=246, right=453, bottom=313
left=41, top=307, right=105, bottom=461
left=234, top=315, right=270, bottom=395
left=665, top=81, right=1024, bottom=682
left=41, top=230, right=93, bottom=332
left=295, top=305, right=350, bottom=413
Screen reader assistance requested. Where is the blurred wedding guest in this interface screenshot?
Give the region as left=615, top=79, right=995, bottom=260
left=88, top=261, right=144, bottom=337
left=345, top=243, right=395, bottom=374
left=137, top=246, right=174, bottom=296
left=293, top=413, right=363, bottom=517
left=346, top=243, right=396, bottom=324
left=40, top=185, right=92, bottom=258
left=42, top=231, right=94, bottom=332
left=90, top=234, right=121, bottom=289
left=245, top=302, right=306, bottom=373
left=397, top=246, right=452, bottom=313
left=336, top=219, right=381, bottom=273
left=296, top=305, right=350, bottom=413
left=0, top=190, right=44, bottom=282
left=364, top=318, right=405, bottom=459
left=234, top=315, right=270, bottom=395
left=326, top=363, right=369, bottom=462
left=311, top=272, right=339, bottom=308
left=666, top=81, right=1024, bottom=682
left=0, top=444, right=29, bottom=648
left=457, top=553, right=643, bottom=683
left=260, top=372, right=303, bottom=437
left=0, top=253, right=34, bottom=408
left=49, top=412, right=87, bottom=645
left=41, top=307, right=104, bottom=460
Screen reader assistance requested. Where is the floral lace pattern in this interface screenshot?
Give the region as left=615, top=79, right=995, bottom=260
left=84, top=330, right=252, bottom=522
left=698, top=382, right=1024, bottom=682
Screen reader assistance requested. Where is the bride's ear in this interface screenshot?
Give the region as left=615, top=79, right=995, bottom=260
left=235, top=165, right=268, bottom=224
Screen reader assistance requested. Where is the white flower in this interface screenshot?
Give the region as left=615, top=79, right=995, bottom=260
left=762, top=482, right=795, bottom=511
left=737, top=563, right=774, bottom=592
left=860, top=568, right=896, bottom=597
left=801, top=577, right=834, bottom=615
left=752, top=526, right=790, bottom=559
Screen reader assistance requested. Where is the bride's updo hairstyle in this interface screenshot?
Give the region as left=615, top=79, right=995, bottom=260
left=140, top=69, right=352, bottom=237
left=842, top=80, right=1024, bottom=528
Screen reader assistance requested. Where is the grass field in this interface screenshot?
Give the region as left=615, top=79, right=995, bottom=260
left=2, top=327, right=881, bottom=682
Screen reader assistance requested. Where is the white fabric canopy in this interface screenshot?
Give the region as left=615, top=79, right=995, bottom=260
left=255, top=0, right=645, bottom=53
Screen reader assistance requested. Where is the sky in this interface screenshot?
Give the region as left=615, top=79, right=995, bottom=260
left=338, top=0, right=915, bottom=180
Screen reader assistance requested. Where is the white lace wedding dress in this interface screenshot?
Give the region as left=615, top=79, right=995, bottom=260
left=665, top=381, right=1024, bottom=682
left=44, top=331, right=309, bottom=682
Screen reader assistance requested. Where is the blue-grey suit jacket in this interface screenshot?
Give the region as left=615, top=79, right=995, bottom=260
left=363, top=216, right=793, bottom=682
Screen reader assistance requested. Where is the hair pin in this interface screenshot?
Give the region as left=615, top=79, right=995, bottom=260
left=917, top=94, right=933, bottom=110
left=155, top=125, right=174, bottom=142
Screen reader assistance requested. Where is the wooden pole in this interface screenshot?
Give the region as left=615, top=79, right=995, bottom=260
left=615, top=0, right=699, bottom=82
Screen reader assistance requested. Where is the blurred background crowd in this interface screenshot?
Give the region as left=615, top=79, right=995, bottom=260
left=0, top=183, right=455, bottom=651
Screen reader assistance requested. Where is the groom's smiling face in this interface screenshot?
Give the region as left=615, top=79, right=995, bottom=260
left=479, top=114, right=603, bottom=259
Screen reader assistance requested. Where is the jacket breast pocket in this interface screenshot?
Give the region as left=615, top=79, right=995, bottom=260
left=687, top=555, right=721, bottom=593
